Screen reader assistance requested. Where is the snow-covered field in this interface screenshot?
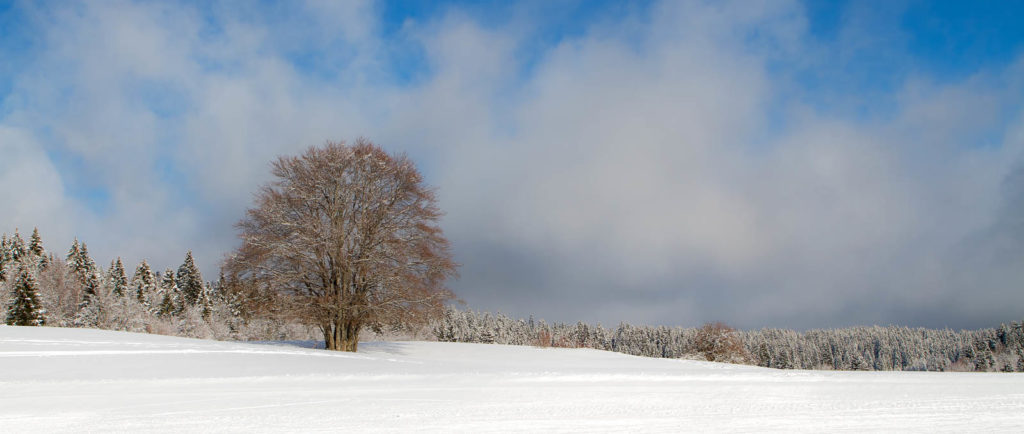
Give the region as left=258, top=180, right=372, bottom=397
left=1, top=326, right=1023, bottom=433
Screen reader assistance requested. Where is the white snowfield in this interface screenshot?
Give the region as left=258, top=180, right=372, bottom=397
left=1, top=326, right=1023, bottom=433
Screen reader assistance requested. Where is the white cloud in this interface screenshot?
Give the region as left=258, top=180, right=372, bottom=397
left=0, top=126, right=72, bottom=234
left=1, top=0, right=1022, bottom=328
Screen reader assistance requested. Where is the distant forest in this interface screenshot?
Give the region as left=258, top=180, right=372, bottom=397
left=3, top=228, right=1022, bottom=372
left=434, top=309, right=1024, bottom=372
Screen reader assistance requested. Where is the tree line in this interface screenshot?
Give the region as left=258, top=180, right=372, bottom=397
left=0, top=228, right=314, bottom=341
left=433, top=308, right=1024, bottom=372
left=5, top=226, right=1024, bottom=371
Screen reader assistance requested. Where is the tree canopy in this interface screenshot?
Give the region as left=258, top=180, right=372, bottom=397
left=225, top=139, right=458, bottom=351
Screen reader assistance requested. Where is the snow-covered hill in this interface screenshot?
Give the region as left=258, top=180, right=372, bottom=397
left=1, top=326, right=1022, bottom=432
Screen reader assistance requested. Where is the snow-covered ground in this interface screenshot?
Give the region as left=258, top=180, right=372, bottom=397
left=1, top=326, right=1023, bottom=433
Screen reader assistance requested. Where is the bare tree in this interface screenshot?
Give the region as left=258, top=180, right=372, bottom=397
left=36, top=258, right=84, bottom=327
left=225, top=139, right=458, bottom=351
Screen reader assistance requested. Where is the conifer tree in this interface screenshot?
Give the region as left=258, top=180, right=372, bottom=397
left=28, top=228, right=48, bottom=268
left=132, top=260, right=157, bottom=304
left=28, top=227, right=44, bottom=256
left=109, top=258, right=128, bottom=297
left=71, top=241, right=101, bottom=302
left=78, top=242, right=94, bottom=267
left=198, top=281, right=213, bottom=318
left=5, top=262, right=46, bottom=326
left=67, top=238, right=81, bottom=268
left=176, top=251, right=204, bottom=306
left=756, top=341, right=773, bottom=367
left=0, top=234, right=8, bottom=282
left=158, top=267, right=179, bottom=316
left=9, top=229, right=26, bottom=262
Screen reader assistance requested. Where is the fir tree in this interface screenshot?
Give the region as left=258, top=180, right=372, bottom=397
left=0, top=234, right=8, bottom=282
left=5, top=262, right=46, bottom=326
left=851, top=354, right=869, bottom=371
left=28, top=227, right=48, bottom=268
left=109, top=257, right=128, bottom=297
left=67, top=238, right=81, bottom=267
left=158, top=267, right=179, bottom=317
left=72, top=242, right=101, bottom=302
left=132, top=260, right=157, bottom=304
left=77, top=241, right=91, bottom=264
left=37, top=254, right=50, bottom=269
left=756, top=341, right=773, bottom=367
left=975, top=347, right=995, bottom=372
left=176, top=251, right=204, bottom=306
left=28, top=227, right=44, bottom=256
left=9, top=229, right=26, bottom=262
left=199, top=281, right=213, bottom=319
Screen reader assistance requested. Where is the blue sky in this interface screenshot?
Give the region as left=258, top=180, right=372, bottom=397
left=2, top=0, right=1024, bottom=329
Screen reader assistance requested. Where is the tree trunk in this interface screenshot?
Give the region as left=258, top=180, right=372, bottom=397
left=322, top=323, right=336, bottom=350
left=340, top=319, right=360, bottom=352
left=322, top=318, right=361, bottom=352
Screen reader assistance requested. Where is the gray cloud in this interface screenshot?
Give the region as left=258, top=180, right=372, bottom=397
left=2, top=0, right=1023, bottom=329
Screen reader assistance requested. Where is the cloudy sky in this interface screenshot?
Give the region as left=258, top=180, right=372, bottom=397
left=2, top=0, right=1024, bottom=330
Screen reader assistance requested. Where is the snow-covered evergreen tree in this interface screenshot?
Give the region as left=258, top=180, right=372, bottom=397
left=66, top=238, right=81, bottom=269
left=109, top=258, right=128, bottom=297
left=176, top=251, right=203, bottom=307
left=198, top=281, right=214, bottom=318
left=132, top=260, right=157, bottom=305
left=28, top=228, right=48, bottom=268
left=158, top=267, right=180, bottom=317
left=9, top=229, right=26, bottom=262
left=70, top=242, right=101, bottom=302
left=74, top=269, right=111, bottom=329
left=28, top=227, right=44, bottom=255
left=81, top=245, right=96, bottom=270
left=0, top=234, right=8, bottom=282
left=5, top=262, right=46, bottom=326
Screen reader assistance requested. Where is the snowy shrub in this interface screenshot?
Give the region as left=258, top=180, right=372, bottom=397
left=177, top=305, right=217, bottom=339
left=694, top=322, right=749, bottom=364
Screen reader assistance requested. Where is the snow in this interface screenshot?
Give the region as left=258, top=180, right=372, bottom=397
left=2, top=326, right=1023, bottom=432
